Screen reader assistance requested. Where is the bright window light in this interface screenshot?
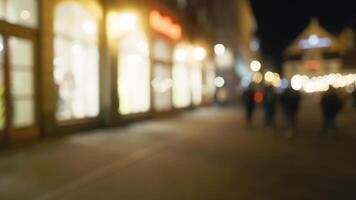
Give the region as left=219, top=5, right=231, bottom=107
left=214, top=44, right=225, bottom=55
left=214, top=76, right=225, bottom=88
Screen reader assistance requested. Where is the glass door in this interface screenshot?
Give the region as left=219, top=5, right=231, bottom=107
left=8, top=36, right=35, bottom=128
left=0, top=34, right=37, bottom=141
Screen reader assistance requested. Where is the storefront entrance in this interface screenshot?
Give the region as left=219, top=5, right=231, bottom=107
left=0, top=32, right=38, bottom=143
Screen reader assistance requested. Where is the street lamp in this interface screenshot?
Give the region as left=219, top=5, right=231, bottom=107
left=193, top=47, right=207, bottom=61
left=214, top=44, right=225, bottom=55
left=250, top=60, right=261, bottom=72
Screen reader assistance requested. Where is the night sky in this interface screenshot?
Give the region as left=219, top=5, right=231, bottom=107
left=250, top=0, right=356, bottom=65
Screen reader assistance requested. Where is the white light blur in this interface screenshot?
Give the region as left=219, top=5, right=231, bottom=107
left=174, top=48, right=188, bottom=61
left=152, top=78, right=173, bottom=93
left=82, top=21, right=97, bottom=34
left=107, top=12, right=138, bottom=37
left=20, top=10, right=31, bottom=20
left=291, top=75, right=303, bottom=91
left=214, top=76, right=225, bottom=88
left=299, top=34, right=331, bottom=49
left=0, top=43, right=3, bottom=52
left=127, top=54, right=142, bottom=65
left=290, top=73, right=356, bottom=93
left=308, top=34, right=319, bottom=46
left=193, top=47, right=207, bottom=61
left=250, top=60, right=261, bottom=72
left=214, top=44, right=226, bottom=55
left=264, top=71, right=275, bottom=83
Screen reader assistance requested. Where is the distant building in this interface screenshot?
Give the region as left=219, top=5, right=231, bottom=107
left=283, top=18, right=355, bottom=80
left=202, top=0, right=259, bottom=102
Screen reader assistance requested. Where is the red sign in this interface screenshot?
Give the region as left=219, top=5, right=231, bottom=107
left=149, top=10, right=182, bottom=41
left=305, top=60, right=320, bottom=71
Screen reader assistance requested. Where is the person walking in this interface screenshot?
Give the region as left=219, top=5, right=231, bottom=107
left=280, top=87, right=301, bottom=136
left=242, top=84, right=256, bottom=127
left=320, top=88, right=343, bottom=135
left=352, top=90, right=356, bottom=109
left=263, top=85, right=278, bottom=127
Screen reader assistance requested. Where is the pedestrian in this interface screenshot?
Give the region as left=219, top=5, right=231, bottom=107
left=280, top=87, right=301, bottom=136
left=352, top=90, right=356, bottom=109
left=242, top=84, right=256, bottom=127
left=320, top=88, right=343, bottom=135
left=262, top=85, right=278, bottom=127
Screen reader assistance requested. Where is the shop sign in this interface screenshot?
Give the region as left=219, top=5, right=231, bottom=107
left=149, top=10, right=182, bottom=41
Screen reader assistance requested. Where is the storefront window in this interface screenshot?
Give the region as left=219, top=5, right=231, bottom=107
left=173, top=44, right=191, bottom=108
left=0, top=36, right=5, bottom=129
left=152, top=37, right=172, bottom=111
left=9, top=37, right=35, bottom=127
left=54, top=2, right=99, bottom=120
left=204, top=60, right=216, bottom=102
left=0, top=0, right=38, bottom=28
left=153, top=64, right=172, bottom=111
left=191, top=64, right=203, bottom=106
left=118, top=21, right=150, bottom=115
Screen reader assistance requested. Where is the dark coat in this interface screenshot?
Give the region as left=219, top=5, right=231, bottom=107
left=280, top=88, right=301, bottom=115
left=321, top=91, right=343, bottom=118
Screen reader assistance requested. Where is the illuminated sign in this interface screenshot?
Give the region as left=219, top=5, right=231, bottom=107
left=299, top=34, right=331, bottom=49
left=305, top=59, right=320, bottom=71
left=149, top=10, right=182, bottom=41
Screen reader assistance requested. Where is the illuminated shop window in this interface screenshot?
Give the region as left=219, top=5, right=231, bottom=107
left=152, top=37, right=171, bottom=62
left=153, top=64, right=172, bottom=111
left=117, top=16, right=150, bottom=115
left=204, top=60, right=216, bottom=102
left=152, top=37, right=172, bottom=111
left=54, top=2, right=99, bottom=120
left=0, top=0, right=38, bottom=28
left=191, top=64, right=203, bottom=106
left=9, top=37, right=35, bottom=127
left=172, top=44, right=191, bottom=108
left=0, top=36, right=4, bottom=129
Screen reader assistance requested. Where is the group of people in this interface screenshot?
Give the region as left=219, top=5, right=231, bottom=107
left=242, top=84, right=346, bottom=136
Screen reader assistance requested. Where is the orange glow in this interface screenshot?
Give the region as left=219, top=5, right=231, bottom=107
left=254, top=91, right=264, bottom=103
left=149, top=10, right=182, bottom=41
left=305, top=60, right=320, bottom=71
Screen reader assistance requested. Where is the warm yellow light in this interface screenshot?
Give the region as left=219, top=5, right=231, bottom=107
left=291, top=75, right=303, bottom=91
left=107, top=11, right=138, bottom=38
left=253, top=72, right=263, bottom=83
left=250, top=60, right=261, bottom=72
left=193, top=47, right=207, bottom=61
left=272, top=77, right=281, bottom=87
left=174, top=48, right=188, bottom=61
left=20, top=10, right=31, bottom=20
left=82, top=21, right=97, bottom=34
left=264, top=71, right=274, bottom=82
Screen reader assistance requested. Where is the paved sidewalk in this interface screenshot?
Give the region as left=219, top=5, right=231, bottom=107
left=1, top=107, right=356, bottom=200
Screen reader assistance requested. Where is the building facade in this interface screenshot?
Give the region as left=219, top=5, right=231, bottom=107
left=283, top=18, right=356, bottom=93
left=208, top=0, right=259, bottom=103
left=0, top=0, right=217, bottom=144
left=283, top=18, right=354, bottom=79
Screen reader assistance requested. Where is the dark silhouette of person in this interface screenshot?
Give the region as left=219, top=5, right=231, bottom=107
left=280, top=87, right=301, bottom=136
left=263, top=85, right=278, bottom=127
left=242, top=84, right=256, bottom=127
left=320, top=88, right=343, bottom=135
left=352, top=90, right=356, bottom=109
